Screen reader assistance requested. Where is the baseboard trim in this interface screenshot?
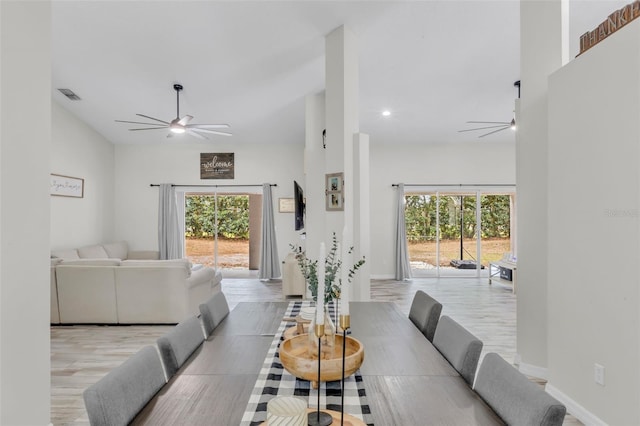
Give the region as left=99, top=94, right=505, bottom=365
left=370, top=274, right=397, bottom=280
left=545, top=383, right=607, bottom=426
left=514, top=353, right=548, bottom=380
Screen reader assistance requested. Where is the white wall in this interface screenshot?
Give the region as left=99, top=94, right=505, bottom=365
left=547, top=19, right=640, bottom=425
left=114, top=142, right=304, bottom=264
left=370, top=141, right=515, bottom=278
left=113, top=139, right=514, bottom=278
left=517, top=0, right=566, bottom=375
left=51, top=101, right=114, bottom=249
left=0, top=1, right=51, bottom=424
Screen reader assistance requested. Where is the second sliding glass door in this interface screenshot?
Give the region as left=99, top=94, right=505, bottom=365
left=406, top=189, right=514, bottom=277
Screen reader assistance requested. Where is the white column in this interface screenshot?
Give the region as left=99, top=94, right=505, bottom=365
left=304, top=93, right=326, bottom=295
left=517, top=0, right=566, bottom=375
left=325, top=25, right=358, bottom=244
left=353, top=134, right=370, bottom=301
left=1, top=1, right=51, bottom=424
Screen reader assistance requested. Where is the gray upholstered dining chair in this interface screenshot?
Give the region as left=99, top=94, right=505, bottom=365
left=408, top=290, right=442, bottom=342
left=199, top=291, right=230, bottom=336
left=156, top=315, right=205, bottom=378
left=474, top=353, right=567, bottom=426
left=83, top=345, right=165, bottom=426
left=432, top=315, right=483, bottom=386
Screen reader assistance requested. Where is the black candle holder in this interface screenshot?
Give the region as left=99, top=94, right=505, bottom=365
left=308, top=323, right=332, bottom=426
left=339, top=314, right=351, bottom=426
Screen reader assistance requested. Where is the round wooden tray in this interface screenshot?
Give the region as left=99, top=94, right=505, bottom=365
left=260, top=408, right=365, bottom=426
left=279, top=334, right=364, bottom=388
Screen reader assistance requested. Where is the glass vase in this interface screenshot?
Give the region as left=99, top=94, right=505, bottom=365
left=307, top=304, right=336, bottom=359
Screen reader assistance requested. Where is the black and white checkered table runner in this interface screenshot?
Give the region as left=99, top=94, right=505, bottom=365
left=240, top=301, right=374, bottom=425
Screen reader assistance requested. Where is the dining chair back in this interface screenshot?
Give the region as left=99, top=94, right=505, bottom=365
left=408, top=290, right=442, bottom=341
left=199, top=291, right=229, bottom=336
left=432, top=315, right=483, bottom=386
left=157, top=315, right=204, bottom=378
left=474, top=353, right=566, bottom=426
left=83, top=345, right=165, bottom=426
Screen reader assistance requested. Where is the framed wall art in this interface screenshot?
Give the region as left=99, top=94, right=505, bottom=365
left=50, top=174, right=84, bottom=198
left=279, top=198, right=295, bottom=213
left=325, top=172, right=344, bottom=211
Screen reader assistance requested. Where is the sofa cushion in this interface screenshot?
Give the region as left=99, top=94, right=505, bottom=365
left=60, top=259, right=121, bottom=267
left=122, top=259, right=192, bottom=277
left=78, top=244, right=109, bottom=259
left=102, top=241, right=129, bottom=260
left=51, top=248, right=80, bottom=260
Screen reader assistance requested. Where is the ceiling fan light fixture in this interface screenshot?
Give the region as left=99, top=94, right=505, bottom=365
left=169, top=119, right=186, bottom=134
left=510, top=118, right=516, bottom=131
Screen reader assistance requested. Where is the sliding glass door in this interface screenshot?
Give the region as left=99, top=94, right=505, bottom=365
left=405, top=188, right=514, bottom=277
left=181, top=191, right=262, bottom=274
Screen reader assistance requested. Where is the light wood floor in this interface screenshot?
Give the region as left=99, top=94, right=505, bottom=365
left=51, top=276, right=580, bottom=425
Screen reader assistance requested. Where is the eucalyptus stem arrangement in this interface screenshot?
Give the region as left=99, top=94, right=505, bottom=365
left=290, top=233, right=366, bottom=305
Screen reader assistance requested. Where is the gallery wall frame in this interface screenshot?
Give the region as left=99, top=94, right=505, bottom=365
left=325, top=172, right=344, bottom=211
left=50, top=174, right=84, bottom=198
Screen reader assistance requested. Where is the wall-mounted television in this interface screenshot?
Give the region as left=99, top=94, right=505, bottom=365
left=294, top=180, right=305, bottom=231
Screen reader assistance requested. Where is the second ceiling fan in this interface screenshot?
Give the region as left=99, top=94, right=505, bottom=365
left=458, top=80, right=519, bottom=138
left=116, top=84, right=231, bottom=140
left=458, top=118, right=516, bottom=138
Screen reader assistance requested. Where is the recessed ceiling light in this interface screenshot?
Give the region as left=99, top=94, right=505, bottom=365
left=382, top=110, right=391, bottom=117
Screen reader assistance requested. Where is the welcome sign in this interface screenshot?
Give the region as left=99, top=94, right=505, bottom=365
left=200, top=153, right=234, bottom=179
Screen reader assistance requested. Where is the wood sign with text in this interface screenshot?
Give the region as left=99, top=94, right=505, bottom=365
left=200, top=153, right=234, bottom=179
left=579, top=1, right=640, bottom=56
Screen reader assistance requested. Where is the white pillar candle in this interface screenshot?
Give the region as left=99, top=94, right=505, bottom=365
left=316, top=242, right=325, bottom=324
left=341, top=226, right=350, bottom=316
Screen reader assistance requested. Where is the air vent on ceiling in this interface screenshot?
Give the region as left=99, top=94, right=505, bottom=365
left=57, top=88, right=81, bottom=101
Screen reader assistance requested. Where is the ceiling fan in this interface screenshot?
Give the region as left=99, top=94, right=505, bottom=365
left=458, top=80, right=520, bottom=138
left=458, top=118, right=516, bottom=138
left=115, top=84, right=231, bottom=140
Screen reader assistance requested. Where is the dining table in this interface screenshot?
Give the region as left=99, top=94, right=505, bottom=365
left=133, top=301, right=504, bottom=425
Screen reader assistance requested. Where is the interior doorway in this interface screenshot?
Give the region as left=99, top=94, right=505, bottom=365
left=184, top=193, right=262, bottom=273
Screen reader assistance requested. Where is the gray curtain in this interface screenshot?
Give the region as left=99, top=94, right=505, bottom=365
left=395, top=183, right=412, bottom=280
left=158, top=184, right=182, bottom=260
left=259, top=183, right=281, bottom=279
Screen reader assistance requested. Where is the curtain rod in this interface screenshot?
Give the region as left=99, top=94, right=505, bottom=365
left=150, top=183, right=277, bottom=188
left=392, top=183, right=515, bottom=187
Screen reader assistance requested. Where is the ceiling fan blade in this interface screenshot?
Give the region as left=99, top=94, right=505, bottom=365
left=458, top=124, right=512, bottom=133
left=466, top=121, right=510, bottom=125
left=187, top=130, right=208, bottom=140
left=479, top=126, right=510, bottom=138
left=186, top=124, right=230, bottom=129
left=127, top=127, right=168, bottom=131
left=116, top=119, right=168, bottom=126
left=177, top=115, right=193, bottom=126
left=135, top=114, right=170, bottom=125
left=192, top=128, right=232, bottom=137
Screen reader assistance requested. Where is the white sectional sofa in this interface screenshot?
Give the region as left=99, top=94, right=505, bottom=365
left=50, top=242, right=222, bottom=324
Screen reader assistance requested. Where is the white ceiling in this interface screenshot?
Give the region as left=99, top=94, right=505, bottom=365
left=51, top=1, right=628, bottom=146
